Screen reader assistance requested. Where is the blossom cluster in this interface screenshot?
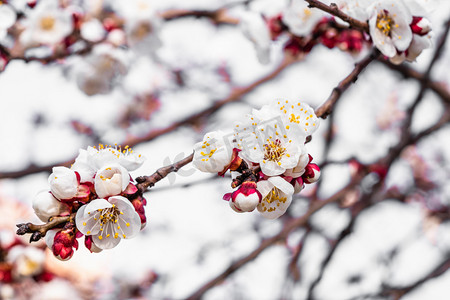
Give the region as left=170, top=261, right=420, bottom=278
left=0, top=0, right=161, bottom=94
left=32, top=145, right=146, bottom=260
left=240, top=0, right=432, bottom=65
left=193, top=100, right=321, bottom=219
left=343, top=0, right=433, bottom=64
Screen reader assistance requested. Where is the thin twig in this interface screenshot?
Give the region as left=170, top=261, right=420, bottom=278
left=315, top=50, right=379, bottom=119
left=304, top=0, right=369, bottom=32
left=135, top=152, right=194, bottom=193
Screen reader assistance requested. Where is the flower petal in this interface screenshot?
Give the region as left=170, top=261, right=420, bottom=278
left=268, top=176, right=294, bottom=195
left=92, top=231, right=121, bottom=249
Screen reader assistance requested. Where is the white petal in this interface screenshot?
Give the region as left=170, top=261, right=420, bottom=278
left=391, top=19, right=413, bottom=51
left=260, top=160, right=285, bottom=176
left=0, top=5, right=16, bottom=29
left=45, top=229, right=58, bottom=250
left=48, top=167, right=78, bottom=200
left=257, top=180, right=274, bottom=198
left=94, top=164, right=130, bottom=198
left=75, top=204, right=101, bottom=235
left=369, top=15, right=396, bottom=57
left=268, top=176, right=294, bottom=196
left=32, top=190, right=69, bottom=222
left=406, top=35, right=432, bottom=61
left=92, top=231, right=121, bottom=249
left=84, top=198, right=112, bottom=214
left=257, top=197, right=292, bottom=219
left=234, top=193, right=259, bottom=212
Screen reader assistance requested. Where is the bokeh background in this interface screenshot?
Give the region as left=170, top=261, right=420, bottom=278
left=0, top=0, right=450, bottom=299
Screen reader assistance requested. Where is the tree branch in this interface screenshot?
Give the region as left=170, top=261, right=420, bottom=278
left=0, top=55, right=299, bottom=179
left=303, top=0, right=369, bottom=32
left=315, top=50, right=379, bottom=119
left=135, top=152, right=194, bottom=193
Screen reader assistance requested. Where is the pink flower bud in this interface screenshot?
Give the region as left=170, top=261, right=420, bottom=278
left=46, top=225, right=78, bottom=261
left=410, top=16, right=432, bottom=36
left=229, top=182, right=262, bottom=213
left=131, top=196, right=147, bottom=229
left=302, top=163, right=321, bottom=184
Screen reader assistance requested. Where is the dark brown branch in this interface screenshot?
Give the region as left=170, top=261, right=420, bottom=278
left=16, top=214, right=75, bottom=242
left=135, top=152, right=194, bottom=193
left=315, top=50, right=379, bottom=119
left=304, top=0, right=369, bottom=32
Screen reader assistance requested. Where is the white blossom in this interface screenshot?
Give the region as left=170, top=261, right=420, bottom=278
left=193, top=130, right=233, bottom=173
left=75, top=196, right=141, bottom=249
left=94, top=164, right=130, bottom=198
left=240, top=11, right=272, bottom=64
left=20, top=0, right=73, bottom=46
left=256, top=176, right=294, bottom=219
left=284, top=151, right=309, bottom=178
left=282, top=0, right=324, bottom=36
left=48, top=166, right=78, bottom=200
left=7, top=246, right=45, bottom=278
left=367, top=0, right=413, bottom=57
left=390, top=33, right=432, bottom=64
left=32, top=190, right=70, bottom=222
left=235, top=100, right=318, bottom=177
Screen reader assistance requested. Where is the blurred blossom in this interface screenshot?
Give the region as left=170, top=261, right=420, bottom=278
left=72, top=44, right=129, bottom=96
left=0, top=3, right=16, bottom=40
left=20, top=0, right=73, bottom=47
left=282, top=0, right=324, bottom=36
left=240, top=11, right=272, bottom=64
left=7, top=245, right=45, bottom=278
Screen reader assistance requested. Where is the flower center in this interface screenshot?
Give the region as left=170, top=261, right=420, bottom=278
left=376, top=10, right=395, bottom=36
left=263, top=139, right=286, bottom=164
left=94, top=144, right=141, bottom=159
left=261, top=188, right=287, bottom=212
left=200, top=137, right=217, bottom=162
left=40, top=16, right=56, bottom=31
left=133, top=22, right=153, bottom=40
left=94, top=205, right=129, bottom=240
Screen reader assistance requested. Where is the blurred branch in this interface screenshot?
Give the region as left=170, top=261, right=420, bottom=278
left=304, top=0, right=369, bottom=32
left=0, top=55, right=299, bottom=179
left=161, top=0, right=253, bottom=24
left=379, top=61, right=450, bottom=104
left=315, top=50, right=380, bottom=119
left=161, top=8, right=239, bottom=25
left=186, top=173, right=366, bottom=300
left=378, top=17, right=450, bottom=105
left=288, top=227, right=311, bottom=281
left=380, top=256, right=450, bottom=299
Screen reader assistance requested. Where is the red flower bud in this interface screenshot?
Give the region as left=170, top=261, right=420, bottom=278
left=132, top=196, right=147, bottom=229
left=302, top=163, right=321, bottom=184
left=48, top=225, right=78, bottom=261
left=229, top=181, right=262, bottom=212
left=410, top=16, right=431, bottom=36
